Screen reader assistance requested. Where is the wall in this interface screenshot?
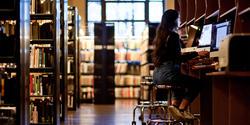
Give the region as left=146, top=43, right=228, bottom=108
left=68, top=0, right=87, bottom=36
left=166, top=0, right=175, bottom=10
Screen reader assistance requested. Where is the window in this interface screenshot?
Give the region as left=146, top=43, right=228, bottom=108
left=87, top=0, right=164, bottom=36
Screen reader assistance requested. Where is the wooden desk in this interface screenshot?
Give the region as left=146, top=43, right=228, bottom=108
left=181, top=63, right=214, bottom=125
left=206, top=72, right=250, bottom=125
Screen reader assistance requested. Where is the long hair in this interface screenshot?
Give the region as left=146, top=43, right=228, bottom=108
left=152, top=9, right=179, bottom=67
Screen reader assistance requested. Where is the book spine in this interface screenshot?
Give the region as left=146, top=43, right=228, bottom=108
left=30, top=75, right=33, bottom=95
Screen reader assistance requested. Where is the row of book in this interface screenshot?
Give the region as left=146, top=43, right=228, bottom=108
left=67, top=94, right=74, bottom=108
left=141, top=64, right=154, bottom=76
left=115, top=87, right=140, bottom=98
left=80, top=63, right=94, bottom=74
left=30, top=98, right=54, bottom=124
left=80, top=87, right=93, bottom=100
left=30, top=44, right=53, bottom=68
left=80, top=50, right=94, bottom=62
left=115, top=38, right=141, bottom=50
left=0, top=21, right=16, bottom=37
left=115, top=75, right=141, bottom=86
left=68, top=9, right=75, bottom=24
left=30, top=0, right=53, bottom=14
left=67, top=59, right=74, bottom=74
left=0, top=63, right=16, bottom=68
left=80, top=76, right=93, bottom=86
left=30, top=74, right=53, bottom=96
left=115, top=50, right=141, bottom=61
left=30, top=21, right=53, bottom=40
left=115, top=63, right=140, bottom=75
left=80, top=39, right=94, bottom=50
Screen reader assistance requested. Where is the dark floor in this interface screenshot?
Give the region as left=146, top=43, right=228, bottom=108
left=61, top=99, right=144, bottom=125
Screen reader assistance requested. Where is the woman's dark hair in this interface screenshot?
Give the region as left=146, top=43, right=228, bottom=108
left=152, top=9, right=179, bottom=67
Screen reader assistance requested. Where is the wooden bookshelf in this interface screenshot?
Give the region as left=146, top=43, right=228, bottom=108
left=0, top=0, right=30, bottom=125
left=59, top=0, right=68, bottom=121
left=79, top=36, right=94, bottom=103
left=29, top=0, right=61, bottom=124
left=67, top=6, right=79, bottom=110
left=205, top=0, right=219, bottom=19
left=234, top=0, right=250, bottom=33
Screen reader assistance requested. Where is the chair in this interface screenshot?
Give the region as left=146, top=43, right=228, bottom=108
left=147, top=84, right=199, bottom=125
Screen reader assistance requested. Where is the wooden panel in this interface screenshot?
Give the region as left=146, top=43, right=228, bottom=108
left=212, top=77, right=229, bottom=125
left=229, top=77, right=250, bottom=125
left=186, top=0, right=195, bottom=24
left=195, top=0, right=206, bottom=21
left=205, top=0, right=219, bottom=19
left=237, top=0, right=250, bottom=15
left=179, top=0, right=187, bottom=25
left=218, top=0, right=236, bottom=18
left=175, top=0, right=180, bottom=11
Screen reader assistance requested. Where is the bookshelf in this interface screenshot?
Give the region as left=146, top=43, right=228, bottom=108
left=67, top=6, right=79, bottom=110
left=29, top=0, right=60, bottom=124
left=0, top=0, right=30, bottom=125
left=234, top=0, right=250, bottom=33
left=114, top=36, right=141, bottom=99
left=79, top=36, right=94, bottom=103
left=94, top=23, right=115, bottom=104
left=59, top=0, right=68, bottom=121
left=140, top=23, right=158, bottom=101
left=76, top=14, right=81, bottom=108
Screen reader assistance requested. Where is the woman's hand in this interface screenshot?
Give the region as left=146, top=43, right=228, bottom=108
left=198, top=51, right=209, bottom=57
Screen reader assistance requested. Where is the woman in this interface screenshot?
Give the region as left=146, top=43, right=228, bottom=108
left=152, top=9, right=208, bottom=121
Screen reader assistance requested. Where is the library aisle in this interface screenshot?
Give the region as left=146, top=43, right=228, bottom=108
left=61, top=99, right=143, bottom=125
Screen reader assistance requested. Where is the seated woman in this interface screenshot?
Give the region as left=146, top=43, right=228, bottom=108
left=152, top=9, right=208, bottom=121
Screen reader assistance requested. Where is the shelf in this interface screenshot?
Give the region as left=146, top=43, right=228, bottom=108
left=67, top=73, right=75, bottom=75
left=0, top=104, right=15, bottom=107
left=81, top=61, right=94, bottom=63
left=220, top=7, right=237, bottom=18
left=180, top=21, right=186, bottom=28
left=115, top=85, right=140, bottom=87
left=116, top=97, right=139, bottom=99
left=0, top=68, right=16, bottom=72
left=30, top=14, right=54, bottom=20
left=0, top=57, right=16, bottom=63
left=68, top=39, right=75, bottom=41
left=30, top=67, right=54, bottom=73
left=206, top=71, right=250, bottom=77
left=81, top=85, right=93, bottom=87
left=206, top=10, right=219, bottom=20
left=68, top=23, right=74, bottom=26
left=81, top=73, right=94, bottom=75
left=115, top=73, right=140, bottom=75
left=30, top=39, right=54, bottom=44
left=186, top=18, right=195, bottom=25
left=115, top=61, right=141, bottom=65
left=30, top=95, right=53, bottom=98
left=30, top=122, right=53, bottom=125
left=195, top=14, right=205, bottom=22
left=239, top=7, right=250, bottom=16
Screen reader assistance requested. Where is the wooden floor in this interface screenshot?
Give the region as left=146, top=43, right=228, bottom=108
left=61, top=99, right=144, bottom=125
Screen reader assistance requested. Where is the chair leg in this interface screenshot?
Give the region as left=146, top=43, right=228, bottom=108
left=133, top=106, right=138, bottom=121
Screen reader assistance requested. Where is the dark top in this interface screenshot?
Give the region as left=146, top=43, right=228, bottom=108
left=159, top=32, right=198, bottom=65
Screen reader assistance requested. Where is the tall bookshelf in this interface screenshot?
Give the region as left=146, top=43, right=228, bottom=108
left=67, top=6, right=79, bottom=110
left=79, top=36, right=94, bottom=103
left=60, top=0, right=68, bottom=121
left=29, top=0, right=60, bottom=124
left=76, top=14, right=81, bottom=108
left=94, top=23, right=115, bottom=104
left=140, top=23, right=158, bottom=101
left=0, top=0, right=30, bottom=125
left=114, top=36, right=141, bottom=99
